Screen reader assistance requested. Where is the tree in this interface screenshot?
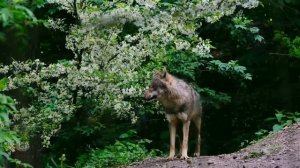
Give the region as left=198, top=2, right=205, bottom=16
left=0, top=0, right=258, bottom=156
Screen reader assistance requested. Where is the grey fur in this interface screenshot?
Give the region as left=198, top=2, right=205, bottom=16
left=144, top=69, right=203, bottom=159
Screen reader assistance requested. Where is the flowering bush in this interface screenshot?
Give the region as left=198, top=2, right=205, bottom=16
left=0, top=78, right=19, bottom=163
left=0, top=0, right=258, bottom=147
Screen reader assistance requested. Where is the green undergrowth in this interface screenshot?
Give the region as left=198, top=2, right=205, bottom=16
left=74, top=130, right=161, bottom=168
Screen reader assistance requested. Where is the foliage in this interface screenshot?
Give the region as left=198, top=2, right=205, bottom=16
left=153, top=48, right=250, bottom=109
left=45, top=154, right=72, bottom=168
left=191, top=0, right=300, bottom=154
left=267, top=110, right=300, bottom=132
left=0, top=0, right=48, bottom=69
left=1, top=0, right=300, bottom=168
left=207, top=60, right=252, bottom=80
left=230, top=16, right=264, bottom=45
left=74, top=140, right=155, bottom=168
left=0, top=78, right=32, bottom=168
left=199, top=88, right=231, bottom=109
left=273, top=31, right=300, bottom=58
left=0, top=0, right=44, bottom=45
left=254, top=110, right=300, bottom=142
left=0, top=0, right=258, bottom=149
left=74, top=130, right=158, bottom=168
left=0, top=78, right=19, bottom=164
left=254, top=129, right=269, bottom=140
left=0, top=0, right=38, bottom=28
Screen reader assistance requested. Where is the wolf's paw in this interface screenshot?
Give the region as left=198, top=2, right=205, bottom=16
left=168, top=155, right=175, bottom=160
left=193, top=152, right=200, bottom=157
left=180, top=155, right=189, bottom=160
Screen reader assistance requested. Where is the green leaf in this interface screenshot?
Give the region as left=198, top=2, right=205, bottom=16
left=0, top=8, right=12, bottom=27
left=254, top=129, right=268, bottom=137
left=249, top=27, right=259, bottom=33
left=0, top=112, right=9, bottom=125
left=272, top=124, right=283, bottom=132
left=285, top=119, right=293, bottom=126
left=265, top=117, right=276, bottom=121
left=15, top=5, right=37, bottom=23
left=294, top=118, right=300, bottom=122
left=7, top=103, right=17, bottom=111
left=235, top=24, right=247, bottom=30
left=0, top=95, right=8, bottom=104
left=275, top=113, right=284, bottom=122
left=244, top=73, right=252, bottom=80
left=0, top=78, right=8, bottom=91
left=119, top=133, right=129, bottom=139
left=254, top=35, right=264, bottom=42
left=116, top=2, right=126, bottom=8
left=14, top=0, right=27, bottom=3
left=138, top=139, right=152, bottom=145
left=0, top=151, right=9, bottom=159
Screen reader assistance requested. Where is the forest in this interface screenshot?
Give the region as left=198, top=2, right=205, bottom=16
left=0, top=0, right=300, bottom=167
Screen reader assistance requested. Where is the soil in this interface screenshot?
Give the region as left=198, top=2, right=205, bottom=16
left=127, top=123, right=300, bottom=168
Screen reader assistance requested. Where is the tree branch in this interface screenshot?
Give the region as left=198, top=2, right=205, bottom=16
left=73, top=0, right=81, bottom=25
left=269, top=52, right=295, bottom=56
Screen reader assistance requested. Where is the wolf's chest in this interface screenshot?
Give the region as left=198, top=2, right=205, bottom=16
left=159, top=97, right=188, bottom=114
left=165, top=112, right=188, bottom=122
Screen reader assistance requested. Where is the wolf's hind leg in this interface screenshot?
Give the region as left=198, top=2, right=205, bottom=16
left=192, top=115, right=201, bottom=157
left=176, top=135, right=182, bottom=158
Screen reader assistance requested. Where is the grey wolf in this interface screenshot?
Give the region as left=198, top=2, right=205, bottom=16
left=144, top=69, right=202, bottom=160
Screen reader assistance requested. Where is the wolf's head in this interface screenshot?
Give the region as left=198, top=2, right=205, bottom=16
left=144, top=69, right=170, bottom=100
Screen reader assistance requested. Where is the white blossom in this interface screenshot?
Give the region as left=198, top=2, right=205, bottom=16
left=47, top=18, right=67, bottom=32
left=2, top=0, right=259, bottom=147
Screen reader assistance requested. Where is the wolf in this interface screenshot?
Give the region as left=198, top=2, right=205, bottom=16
left=144, top=69, right=202, bottom=160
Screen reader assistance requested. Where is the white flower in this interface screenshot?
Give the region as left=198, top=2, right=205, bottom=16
left=4, top=0, right=259, bottom=147
left=175, top=40, right=191, bottom=50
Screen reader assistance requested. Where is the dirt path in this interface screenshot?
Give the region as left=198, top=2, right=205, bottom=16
left=128, top=123, right=300, bottom=168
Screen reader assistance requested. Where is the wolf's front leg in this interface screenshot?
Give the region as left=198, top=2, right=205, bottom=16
left=180, top=120, right=190, bottom=160
left=168, top=121, right=177, bottom=160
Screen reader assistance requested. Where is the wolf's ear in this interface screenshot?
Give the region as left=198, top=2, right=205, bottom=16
left=154, top=70, right=161, bottom=78
left=161, top=67, right=168, bottom=78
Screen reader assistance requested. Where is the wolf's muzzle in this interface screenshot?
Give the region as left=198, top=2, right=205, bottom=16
left=144, top=92, right=157, bottom=100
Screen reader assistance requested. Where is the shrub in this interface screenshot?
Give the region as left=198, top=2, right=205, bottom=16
left=75, top=139, right=157, bottom=168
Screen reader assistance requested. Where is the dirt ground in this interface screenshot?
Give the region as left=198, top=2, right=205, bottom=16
left=127, top=123, right=300, bottom=168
